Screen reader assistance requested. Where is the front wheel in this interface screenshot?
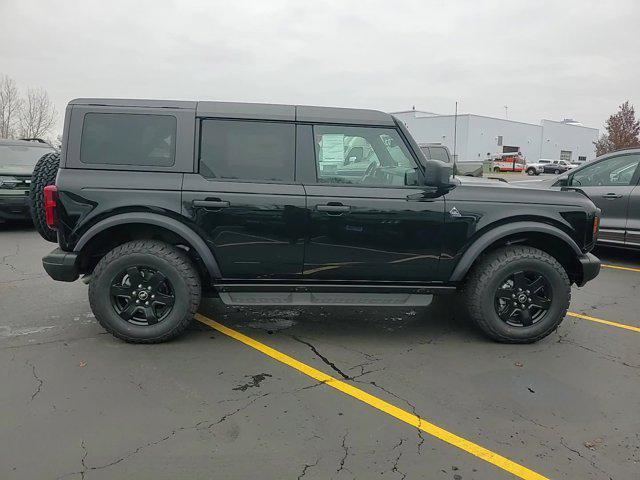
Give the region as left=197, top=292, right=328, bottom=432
left=463, top=246, right=570, bottom=343
left=89, top=240, right=201, bottom=343
left=526, top=168, right=536, bottom=176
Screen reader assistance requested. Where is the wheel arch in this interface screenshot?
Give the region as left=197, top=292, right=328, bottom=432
left=450, top=222, right=583, bottom=284
left=73, top=212, right=221, bottom=281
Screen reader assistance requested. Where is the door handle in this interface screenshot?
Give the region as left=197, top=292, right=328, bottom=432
left=601, top=193, right=623, bottom=199
left=193, top=199, right=230, bottom=209
left=317, top=203, right=350, bottom=214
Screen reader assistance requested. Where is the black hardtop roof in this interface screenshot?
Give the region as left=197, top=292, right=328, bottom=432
left=68, top=98, right=396, bottom=126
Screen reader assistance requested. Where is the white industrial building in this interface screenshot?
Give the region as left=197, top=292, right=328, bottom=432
left=393, top=109, right=599, bottom=164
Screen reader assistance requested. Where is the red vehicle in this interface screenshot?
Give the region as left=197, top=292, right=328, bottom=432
left=492, top=153, right=525, bottom=172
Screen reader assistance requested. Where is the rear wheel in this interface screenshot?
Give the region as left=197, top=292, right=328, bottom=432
left=89, top=240, right=201, bottom=343
left=29, top=152, right=60, bottom=242
left=463, top=246, right=570, bottom=343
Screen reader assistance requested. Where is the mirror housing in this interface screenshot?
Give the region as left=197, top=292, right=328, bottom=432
left=422, top=160, right=454, bottom=189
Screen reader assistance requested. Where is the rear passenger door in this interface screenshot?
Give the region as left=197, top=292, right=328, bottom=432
left=299, top=124, right=445, bottom=282
left=182, top=116, right=306, bottom=280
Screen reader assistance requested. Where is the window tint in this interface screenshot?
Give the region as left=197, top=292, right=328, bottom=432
left=81, top=113, right=176, bottom=166
left=314, top=125, right=421, bottom=187
left=200, top=120, right=294, bottom=182
left=0, top=145, right=55, bottom=166
left=570, top=154, right=640, bottom=187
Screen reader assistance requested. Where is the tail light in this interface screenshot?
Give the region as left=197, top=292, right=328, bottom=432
left=593, top=215, right=600, bottom=239
left=44, top=185, right=59, bottom=229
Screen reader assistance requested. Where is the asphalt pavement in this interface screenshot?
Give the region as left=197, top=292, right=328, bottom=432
left=0, top=221, right=638, bottom=480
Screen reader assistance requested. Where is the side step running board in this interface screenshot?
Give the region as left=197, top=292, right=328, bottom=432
left=218, top=292, right=434, bottom=307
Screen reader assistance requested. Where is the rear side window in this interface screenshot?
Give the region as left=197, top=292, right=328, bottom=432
left=81, top=113, right=176, bottom=166
left=199, top=119, right=295, bottom=182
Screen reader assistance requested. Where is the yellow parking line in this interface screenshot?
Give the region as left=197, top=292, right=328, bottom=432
left=567, top=311, right=640, bottom=333
left=195, top=313, right=549, bottom=480
left=601, top=264, right=640, bottom=273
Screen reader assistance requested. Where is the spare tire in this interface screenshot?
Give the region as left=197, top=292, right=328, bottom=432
left=30, top=152, right=60, bottom=243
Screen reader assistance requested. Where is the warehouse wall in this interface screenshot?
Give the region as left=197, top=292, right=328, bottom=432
left=540, top=120, right=598, bottom=162
left=394, top=111, right=599, bottom=163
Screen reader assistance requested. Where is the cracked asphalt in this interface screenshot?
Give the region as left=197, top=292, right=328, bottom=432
left=1, top=222, right=638, bottom=480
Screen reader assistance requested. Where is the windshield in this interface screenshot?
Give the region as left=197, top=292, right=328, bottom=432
left=0, top=145, right=55, bottom=166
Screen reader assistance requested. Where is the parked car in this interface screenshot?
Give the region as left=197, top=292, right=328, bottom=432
left=0, top=138, right=56, bottom=224
left=32, top=98, right=600, bottom=345
left=418, top=143, right=483, bottom=177
left=552, top=148, right=640, bottom=248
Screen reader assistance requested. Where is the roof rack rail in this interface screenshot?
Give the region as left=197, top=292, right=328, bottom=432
left=19, top=138, right=48, bottom=144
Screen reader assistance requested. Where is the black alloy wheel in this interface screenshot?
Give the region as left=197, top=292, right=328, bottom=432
left=109, top=266, right=175, bottom=326
left=494, top=270, right=552, bottom=327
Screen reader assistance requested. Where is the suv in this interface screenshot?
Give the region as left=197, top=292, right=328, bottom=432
left=0, top=138, right=56, bottom=224
left=34, top=99, right=601, bottom=344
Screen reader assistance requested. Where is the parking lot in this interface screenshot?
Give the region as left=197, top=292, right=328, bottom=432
left=1, top=222, right=638, bottom=480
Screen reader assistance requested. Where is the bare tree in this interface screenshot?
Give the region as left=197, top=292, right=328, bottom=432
left=0, top=75, right=22, bottom=138
left=17, top=87, right=57, bottom=139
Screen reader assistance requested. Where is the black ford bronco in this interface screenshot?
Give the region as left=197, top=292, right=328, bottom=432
left=32, top=99, right=601, bottom=344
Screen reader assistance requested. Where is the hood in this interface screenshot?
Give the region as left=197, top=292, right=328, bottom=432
left=0, top=164, right=34, bottom=176
left=450, top=178, right=596, bottom=209
left=454, top=176, right=512, bottom=187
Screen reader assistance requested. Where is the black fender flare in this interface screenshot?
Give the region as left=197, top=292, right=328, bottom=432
left=449, top=221, right=582, bottom=281
left=73, top=212, right=221, bottom=278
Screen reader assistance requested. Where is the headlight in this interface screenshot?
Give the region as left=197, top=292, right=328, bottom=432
left=0, top=176, right=21, bottom=189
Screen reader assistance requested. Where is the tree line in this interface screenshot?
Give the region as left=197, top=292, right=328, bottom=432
left=0, top=74, right=57, bottom=142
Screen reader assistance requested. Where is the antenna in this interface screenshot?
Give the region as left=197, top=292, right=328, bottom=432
left=453, top=101, right=458, bottom=177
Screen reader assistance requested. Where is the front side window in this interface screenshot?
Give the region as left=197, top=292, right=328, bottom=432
left=81, top=113, right=176, bottom=166
left=313, top=125, right=421, bottom=187
left=199, top=119, right=295, bottom=182
left=570, top=154, right=640, bottom=187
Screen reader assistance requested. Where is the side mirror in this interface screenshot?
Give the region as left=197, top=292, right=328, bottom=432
left=423, top=160, right=454, bottom=189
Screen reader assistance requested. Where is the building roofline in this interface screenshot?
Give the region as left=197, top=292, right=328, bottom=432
left=540, top=119, right=599, bottom=132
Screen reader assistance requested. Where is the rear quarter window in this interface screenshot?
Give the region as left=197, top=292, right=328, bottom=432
left=80, top=113, right=176, bottom=166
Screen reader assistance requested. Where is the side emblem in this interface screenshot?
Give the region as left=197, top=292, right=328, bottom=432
left=449, top=206, right=461, bottom=217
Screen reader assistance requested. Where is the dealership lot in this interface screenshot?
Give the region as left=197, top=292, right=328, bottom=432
left=1, top=223, right=638, bottom=480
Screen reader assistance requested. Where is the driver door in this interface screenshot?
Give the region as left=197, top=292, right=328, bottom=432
left=302, top=124, right=445, bottom=282
left=566, top=153, right=640, bottom=245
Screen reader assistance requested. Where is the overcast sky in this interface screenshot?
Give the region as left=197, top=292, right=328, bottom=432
left=1, top=0, right=638, bottom=135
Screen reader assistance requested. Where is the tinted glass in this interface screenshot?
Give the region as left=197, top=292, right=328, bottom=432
left=0, top=145, right=55, bottom=166
left=81, top=113, right=176, bottom=166
left=200, top=120, right=295, bottom=182
left=314, top=125, right=420, bottom=187
left=570, top=154, right=640, bottom=187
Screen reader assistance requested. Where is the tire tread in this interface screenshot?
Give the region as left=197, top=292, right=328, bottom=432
left=89, top=240, right=201, bottom=344
left=464, top=246, right=571, bottom=343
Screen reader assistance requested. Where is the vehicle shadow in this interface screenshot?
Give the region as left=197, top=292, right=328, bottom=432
left=0, top=220, right=35, bottom=232
left=194, top=296, right=488, bottom=346
left=593, top=245, right=640, bottom=266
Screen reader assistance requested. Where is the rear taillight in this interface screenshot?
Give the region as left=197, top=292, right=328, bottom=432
left=44, top=185, right=58, bottom=229
left=593, top=215, right=600, bottom=239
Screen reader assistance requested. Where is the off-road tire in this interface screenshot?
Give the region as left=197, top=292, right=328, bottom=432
left=89, top=240, right=201, bottom=343
left=463, top=246, right=570, bottom=343
left=29, top=152, right=60, bottom=242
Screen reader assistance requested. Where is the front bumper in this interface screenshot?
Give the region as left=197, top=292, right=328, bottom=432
left=42, top=248, right=80, bottom=282
left=576, top=252, right=600, bottom=287
left=0, top=192, right=30, bottom=221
